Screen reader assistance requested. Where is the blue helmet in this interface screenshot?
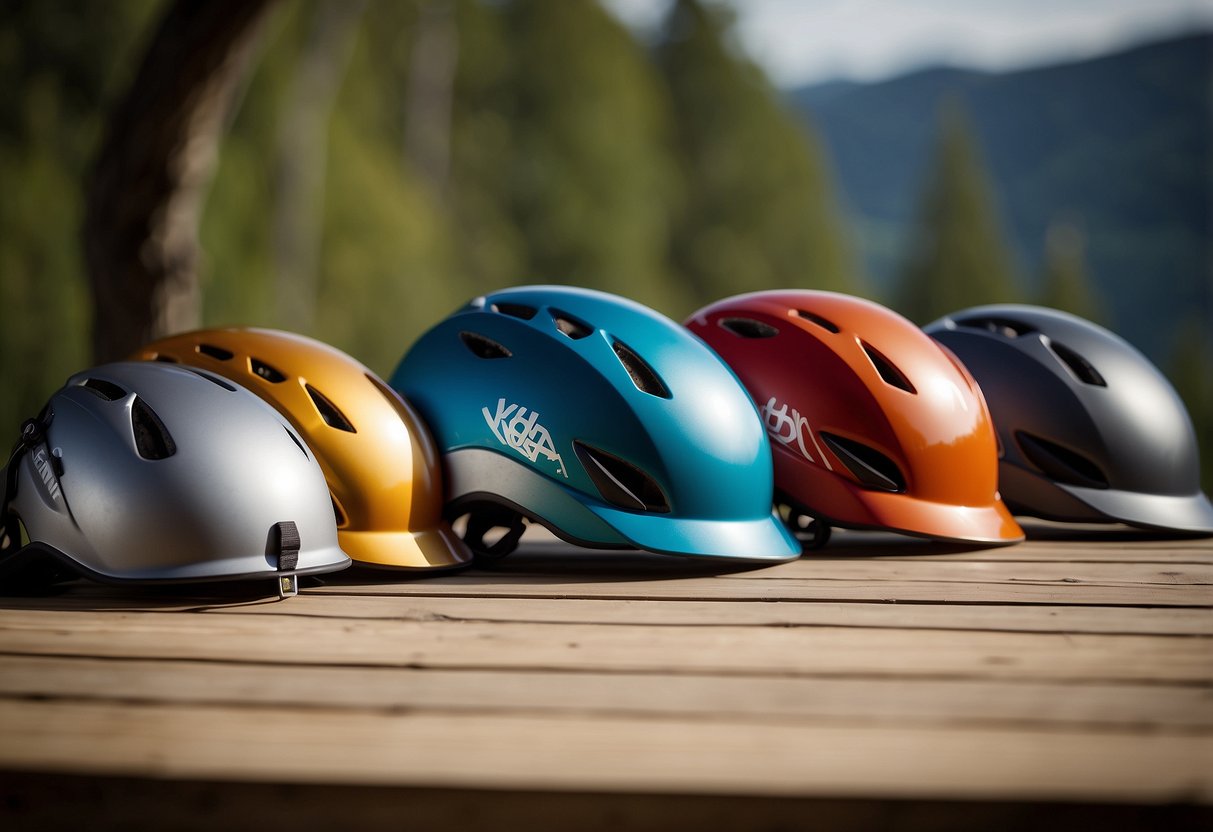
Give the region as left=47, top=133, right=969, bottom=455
left=390, top=286, right=800, bottom=561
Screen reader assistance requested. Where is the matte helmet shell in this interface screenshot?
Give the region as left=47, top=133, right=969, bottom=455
left=2, top=361, right=350, bottom=585
left=133, top=328, right=472, bottom=570
left=686, top=290, right=1023, bottom=544
left=390, top=285, right=800, bottom=562
left=926, top=304, right=1213, bottom=534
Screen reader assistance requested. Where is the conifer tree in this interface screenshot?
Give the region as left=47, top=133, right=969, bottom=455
left=1037, top=219, right=1103, bottom=322
left=895, top=98, right=1021, bottom=322
left=495, top=0, right=690, bottom=314
left=656, top=0, right=856, bottom=303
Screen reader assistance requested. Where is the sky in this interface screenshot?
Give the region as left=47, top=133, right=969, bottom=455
left=603, top=0, right=1213, bottom=87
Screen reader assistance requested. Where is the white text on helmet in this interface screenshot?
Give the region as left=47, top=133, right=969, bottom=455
left=483, top=398, right=568, bottom=478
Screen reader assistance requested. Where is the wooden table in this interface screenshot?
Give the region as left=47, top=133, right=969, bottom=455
left=1, top=522, right=1210, bottom=830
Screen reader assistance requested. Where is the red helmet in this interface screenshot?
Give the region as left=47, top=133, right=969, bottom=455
left=687, top=290, right=1023, bottom=545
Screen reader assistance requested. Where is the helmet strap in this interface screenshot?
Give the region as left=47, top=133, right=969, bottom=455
left=463, top=505, right=527, bottom=561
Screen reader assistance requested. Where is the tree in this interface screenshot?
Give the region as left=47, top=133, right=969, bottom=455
left=1167, top=318, right=1213, bottom=492
left=656, top=0, right=857, bottom=303
left=895, top=98, right=1022, bottom=322
left=1036, top=218, right=1104, bottom=322
left=496, top=0, right=690, bottom=314
left=83, top=0, right=278, bottom=363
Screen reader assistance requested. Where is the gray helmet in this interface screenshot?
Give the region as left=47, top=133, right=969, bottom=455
left=0, top=362, right=351, bottom=595
left=925, top=305, right=1213, bottom=534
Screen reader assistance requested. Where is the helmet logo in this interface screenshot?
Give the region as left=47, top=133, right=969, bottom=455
left=31, top=448, right=63, bottom=503
left=483, top=398, right=568, bottom=478
left=761, top=396, right=832, bottom=470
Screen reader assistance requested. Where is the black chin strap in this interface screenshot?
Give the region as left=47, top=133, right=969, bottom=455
left=463, top=505, right=527, bottom=561
left=1, top=417, right=50, bottom=553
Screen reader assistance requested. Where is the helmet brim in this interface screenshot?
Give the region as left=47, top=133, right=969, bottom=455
left=588, top=504, right=802, bottom=562
left=848, top=489, right=1025, bottom=544
left=1060, top=484, right=1213, bottom=535
left=338, top=526, right=473, bottom=570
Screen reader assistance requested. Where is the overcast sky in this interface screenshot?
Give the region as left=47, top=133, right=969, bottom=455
left=603, top=0, right=1213, bottom=87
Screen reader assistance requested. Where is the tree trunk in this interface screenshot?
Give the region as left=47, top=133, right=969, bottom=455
left=404, top=0, right=458, bottom=201
left=273, top=0, right=367, bottom=331
left=83, top=0, right=277, bottom=363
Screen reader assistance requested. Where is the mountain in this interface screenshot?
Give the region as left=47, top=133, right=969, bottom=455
left=788, top=32, right=1212, bottom=364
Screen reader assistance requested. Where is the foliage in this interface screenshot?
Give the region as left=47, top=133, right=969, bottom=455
left=656, top=0, right=858, bottom=302
left=894, top=99, right=1022, bottom=322
left=1036, top=220, right=1103, bottom=322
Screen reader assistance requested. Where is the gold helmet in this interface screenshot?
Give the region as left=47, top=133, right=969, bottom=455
left=133, top=328, right=471, bottom=570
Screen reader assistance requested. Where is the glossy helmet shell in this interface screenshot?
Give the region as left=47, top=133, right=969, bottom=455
left=926, top=304, right=1213, bottom=534
left=133, top=328, right=471, bottom=570
left=2, top=362, right=349, bottom=584
left=687, top=290, right=1023, bottom=544
left=390, top=285, right=800, bottom=561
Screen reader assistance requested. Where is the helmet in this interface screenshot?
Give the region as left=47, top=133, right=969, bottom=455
left=0, top=362, right=350, bottom=596
left=926, top=304, right=1213, bottom=534
left=132, top=328, right=472, bottom=571
left=686, top=290, right=1023, bottom=545
left=389, top=285, right=800, bottom=562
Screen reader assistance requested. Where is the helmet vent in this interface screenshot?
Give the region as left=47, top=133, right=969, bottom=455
left=795, top=309, right=841, bottom=333
left=1016, top=432, right=1108, bottom=489
left=306, top=384, right=356, bottom=433
left=283, top=426, right=309, bottom=458
left=860, top=342, right=916, bottom=394
left=152, top=354, right=179, bottom=363
left=196, top=343, right=234, bottom=361
left=491, top=302, right=537, bottom=320
left=719, top=317, right=778, bottom=338
left=612, top=339, right=671, bottom=399
left=459, top=331, right=512, bottom=359
left=551, top=309, right=593, bottom=340
left=184, top=368, right=237, bottom=391
left=250, top=358, right=287, bottom=384
left=1047, top=339, right=1106, bottom=387
left=821, top=433, right=905, bottom=492
left=81, top=378, right=127, bottom=401
left=130, top=397, right=177, bottom=460
left=956, top=316, right=1035, bottom=338
left=574, top=441, right=670, bottom=513
left=331, top=495, right=348, bottom=528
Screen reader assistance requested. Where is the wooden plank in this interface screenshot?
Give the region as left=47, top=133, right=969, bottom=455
left=1, top=655, right=1208, bottom=731
left=0, top=699, right=1208, bottom=803
left=4, top=593, right=1210, bottom=635
left=0, top=610, right=1208, bottom=683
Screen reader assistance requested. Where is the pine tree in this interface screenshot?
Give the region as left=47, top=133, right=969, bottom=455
left=895, top=98, right=1022, bottom=322
left=1037, top=219, right=1103, bottom=322
left=656, top=0, right=857, bottom=304
left=495, top=0, right=691, bottom=314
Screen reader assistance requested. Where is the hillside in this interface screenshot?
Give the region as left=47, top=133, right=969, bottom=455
left=790, top=32, right=1212, bottom=363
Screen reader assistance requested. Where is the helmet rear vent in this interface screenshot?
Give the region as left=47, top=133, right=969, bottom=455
left=250, top=358, right=287, bottom=383
left=331, top=495, right=349, bottom=528
left=821, top=433, right=905, bottom=492
left=306, top=384, right=356, bottom=433
left=956, top=316, right=1035, bottom=338
left=196, top=343, right=234, bottom=361
left=184, top=368, right=237, bottom=391
left=795, top=309, right=841, bottom=333
left=459, top=331, right=512, bottom=359
left=719, top=317, right=778, bottom=338
left=1047, top=339, right=1106, bottom=387
left=491, top=302, right=537, bottom=320
left=1016, top=432, right=1108, bottom=489
left=551, top=309, right=593, bottom=340
left=574, top=441, right=670, bottom=513
left=612, top=340, right=671, bottom=399
left=860, top=342, right=916, bottom=394
left=131, top=397, right=177, bottom=460
left=81, top=378, right=127, bottom=401
left=283, top=426, right=309, bottom=457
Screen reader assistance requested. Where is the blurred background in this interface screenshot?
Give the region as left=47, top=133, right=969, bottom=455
left=1, top=0, right=1210, bottom=486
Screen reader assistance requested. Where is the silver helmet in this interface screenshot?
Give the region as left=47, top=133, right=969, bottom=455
left=926, top=305, right=1213, bottom=535
left=0, top=361, right=351, bottom=595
